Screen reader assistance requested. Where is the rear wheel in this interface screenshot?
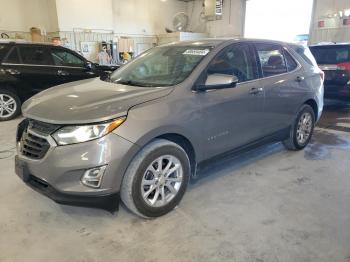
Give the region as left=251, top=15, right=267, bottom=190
left=0, top=89, right=21, bottom=121
left=121, top=139, right=190, bottom=218
left=283, top=104, right=315, bottom=150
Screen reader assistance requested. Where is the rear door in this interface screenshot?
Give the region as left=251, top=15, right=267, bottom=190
left=309, top=45, right=350, bottom=98
left=254, top=43, right=305, bottom=134
left=49, top=47, right=97, bottom=84
left=197, top=42, right=265, bottom=158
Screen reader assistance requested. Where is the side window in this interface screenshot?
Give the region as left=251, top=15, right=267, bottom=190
left=207, top=44, right=257, bottom=83
left=19, top=46, right=53, bottom=65
left=0, top=45, right=11, bottom=62
left=255, top=43, right=287, bottom=77
left=3, top=47, right=20, bottom=64
left=51, top=49, right=85, bottom=67
left=292, top=45, right=317, bottom=66
left=284, top=50, right=298, bottom=71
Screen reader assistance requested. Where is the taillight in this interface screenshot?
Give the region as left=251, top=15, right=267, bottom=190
left=336, top=62, right=350, bottom=71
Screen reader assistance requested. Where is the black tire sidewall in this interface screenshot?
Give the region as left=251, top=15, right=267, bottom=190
left=0, top=89, right=21, bottom=121
left=292, top=105, right=315, bottom=149
left=131, top=145, right=190, bottom=218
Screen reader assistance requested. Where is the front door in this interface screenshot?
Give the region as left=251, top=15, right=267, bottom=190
left=49, top=48, right=97, bottom=84
left=197, top=43, right=265, bottom=159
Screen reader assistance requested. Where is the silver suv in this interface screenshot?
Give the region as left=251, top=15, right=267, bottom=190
left=15, top=39, right=324, bottom=218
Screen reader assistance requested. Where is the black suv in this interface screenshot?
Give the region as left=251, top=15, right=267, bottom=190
left=0, top=41, right=118, bottom=121
left=309, top=43, right=350, bottom=100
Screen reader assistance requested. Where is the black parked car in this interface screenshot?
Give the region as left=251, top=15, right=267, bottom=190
left=0, top=41, right=118, bottom=121
left=309, top=43, right=350, bottom=100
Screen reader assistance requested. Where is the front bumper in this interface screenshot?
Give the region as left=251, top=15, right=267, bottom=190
left=15, top=160, right=119, bottom=212
left=15, top=122, right=140, bottom=212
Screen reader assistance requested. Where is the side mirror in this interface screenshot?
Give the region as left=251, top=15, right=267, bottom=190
left=197, top=74, right=239, bottom=91
left=84, top=61, right=93, bottom=70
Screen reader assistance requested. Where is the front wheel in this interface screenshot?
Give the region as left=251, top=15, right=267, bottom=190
left=283, top=104, right=315, bottom=150
left=121, top=139, right=190, bottom=218
left=0, top=89, right=21, bottom=121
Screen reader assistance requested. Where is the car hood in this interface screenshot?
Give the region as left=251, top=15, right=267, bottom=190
left=22, top=78, right=173, bottom=124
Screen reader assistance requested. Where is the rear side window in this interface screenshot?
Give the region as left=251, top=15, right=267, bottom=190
left=0, top=44, right=11, bottom=61
left=284, top=50, right=298, bottom=71
left=19, top=46, right=53, bottom=65
left=291, top=45, right=317, bottom=66
left=255, top=43, right=287, bottom=77
left=309, top=45, right=350, bottom=65
left=4, top=47, right=20, bottom=64
left=51, top=49, right=85, bottom=67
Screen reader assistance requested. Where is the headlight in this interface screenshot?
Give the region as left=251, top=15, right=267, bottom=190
left=52, top=117, right=126, bottom=145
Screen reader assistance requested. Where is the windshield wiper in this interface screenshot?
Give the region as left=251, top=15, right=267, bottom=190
left=115, top=80, right=148, bottom=87
left=115, top=80, right=166, bottom=87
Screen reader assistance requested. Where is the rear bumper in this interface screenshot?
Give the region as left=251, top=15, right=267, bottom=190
left=324, top=84, right=350, bottom=100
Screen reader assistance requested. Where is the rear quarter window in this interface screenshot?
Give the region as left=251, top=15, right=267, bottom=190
left=289, top=44, right=318, bottom=66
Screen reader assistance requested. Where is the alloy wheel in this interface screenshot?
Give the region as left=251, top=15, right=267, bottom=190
left=141, top=155, right=183, bottom=208
left=296, top=112, right=313, bottom=145
left=0, top=94, right=17, bottom=119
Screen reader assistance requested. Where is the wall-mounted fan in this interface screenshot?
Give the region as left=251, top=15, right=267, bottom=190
left=165, top=12, right=189, bottom=33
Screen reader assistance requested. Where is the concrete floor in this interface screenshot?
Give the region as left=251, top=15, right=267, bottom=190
left=0, top=101, right=350, bottom=262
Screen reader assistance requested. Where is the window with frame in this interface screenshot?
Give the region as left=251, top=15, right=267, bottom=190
left=309, top=45, right=350, bottom=65
left=19, top=46, right=53, bottom=65
left=290, top=45, right=317, bottom=66
left=51, top=49, right=85, bottom=67
left=284, top=50, right=298, bottom=71
left=256, top=43, right=287, bottom=77
left=207, top=44, right=257, bottom=83
left=3, top=47, right=20, bottom=64
left=0, top=45, right=11, bottom=61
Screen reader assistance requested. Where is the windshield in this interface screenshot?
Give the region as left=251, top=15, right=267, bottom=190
left=110, top=45, right=212, bottom=87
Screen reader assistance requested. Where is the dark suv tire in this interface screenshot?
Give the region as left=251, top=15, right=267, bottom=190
left=121, top=139, right=190, bottom=218
left=0, top=88, right=21, bottom=121
left=283, top=104, right=315, bottom=150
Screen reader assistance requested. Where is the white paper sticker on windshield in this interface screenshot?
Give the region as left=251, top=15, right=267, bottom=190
left=183, top=49, right=210, bottom=56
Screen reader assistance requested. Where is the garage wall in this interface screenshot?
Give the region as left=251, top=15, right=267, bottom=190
left=55, top=0, right=187, bottom=36
left=0, top=0, right=187, bottom=37
left=0, top=0, right=59, bottom=32
left=187, top=0, right=245, bottom=37
left=309, top=0, right=350, bottom=44
left=112, top=0, right=188, bottom=36
left=55, top=0, right=114, bottom=31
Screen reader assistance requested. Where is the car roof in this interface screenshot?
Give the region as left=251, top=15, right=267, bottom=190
left=0, top=39, right=60, bottom=47
left=159, top=38, right=293, bottom=48
left=309, top=42, right=350, bottom=47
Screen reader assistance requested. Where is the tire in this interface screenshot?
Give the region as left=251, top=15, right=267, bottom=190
left=283, top=104, right=315, bottom=151
left=121, top=139, right=190, bottom=218
left=0, top=88, right=21, bottom=121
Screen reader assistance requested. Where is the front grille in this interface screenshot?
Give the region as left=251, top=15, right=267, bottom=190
left=28, top=119, right=60, bottom=134
left=20, top=130, right=50, bottom=159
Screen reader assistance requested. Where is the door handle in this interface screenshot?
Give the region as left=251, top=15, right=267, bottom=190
left=5, top=69, right=21, bottom=75
left=249, top=87, right=264, bottom=95
left=296, top=76, right=305, bottom=82
left=57, top=70, right=69, bottom=76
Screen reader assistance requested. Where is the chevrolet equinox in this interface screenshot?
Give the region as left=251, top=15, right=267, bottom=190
left=15, top=39, right=324, bottom=218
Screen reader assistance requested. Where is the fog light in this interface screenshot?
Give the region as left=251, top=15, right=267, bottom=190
left=81, top=166, right=107, bottom=188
